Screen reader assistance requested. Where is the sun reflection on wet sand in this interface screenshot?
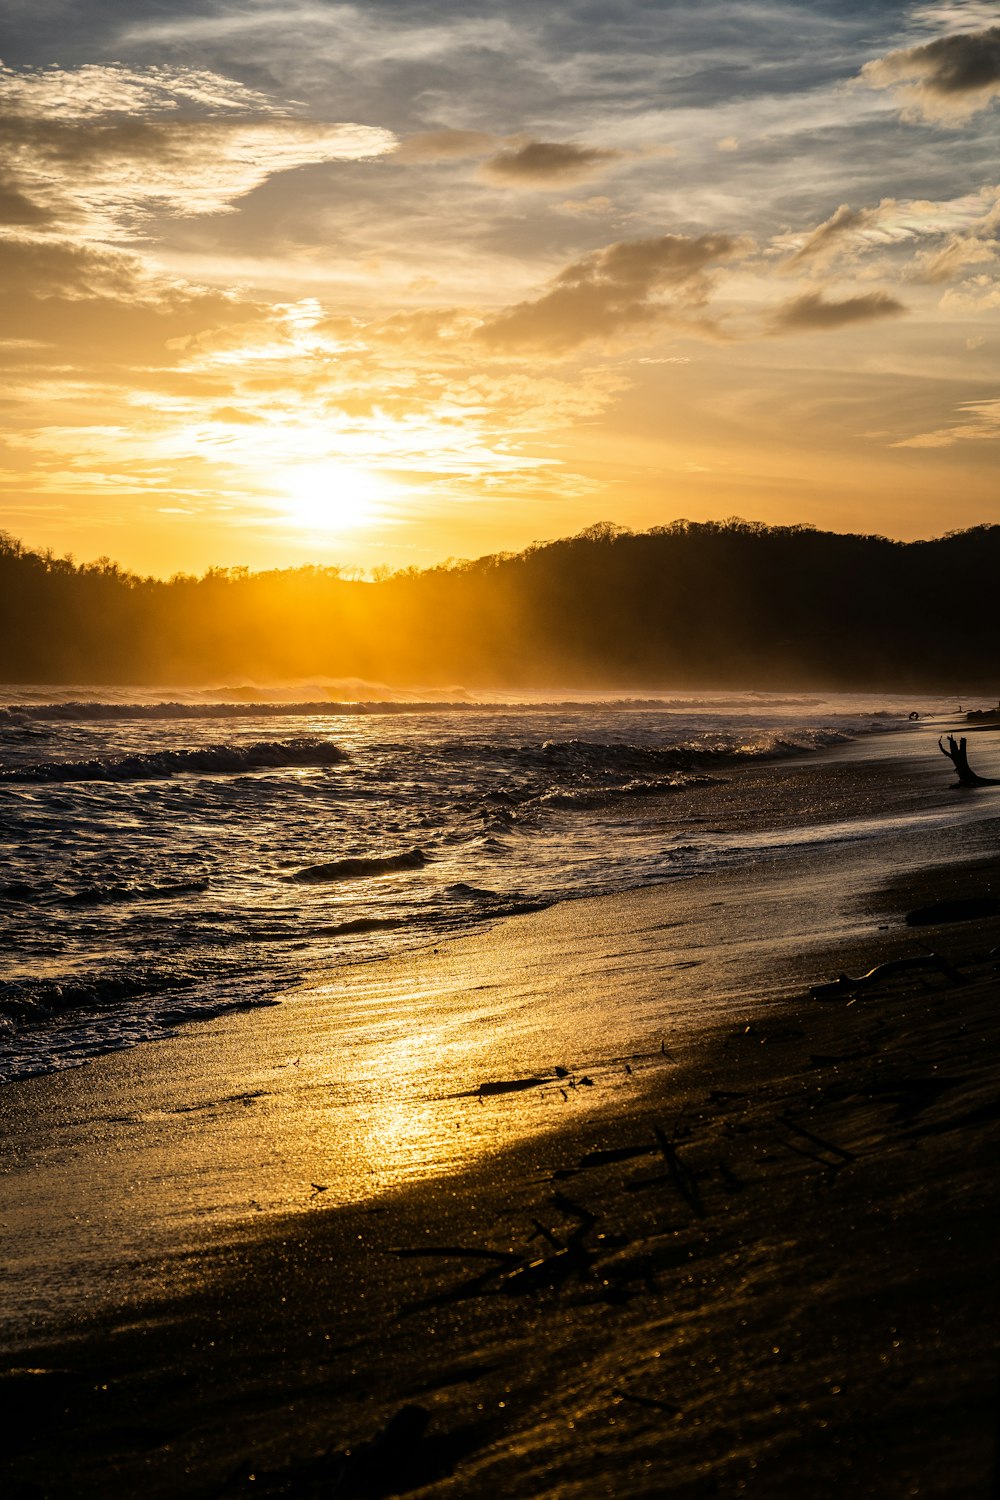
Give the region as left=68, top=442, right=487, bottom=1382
left=3, top=745, right=996, bottom=1337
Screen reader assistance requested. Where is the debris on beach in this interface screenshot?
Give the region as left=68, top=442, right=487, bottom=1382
left=809, top=951, right=963, bottom=1000
left=477, top=1075, right=550, bottom=1097
left=653, top=1125, right=705, bottom=1216
left=775, top=1113, right=856, bottom=1167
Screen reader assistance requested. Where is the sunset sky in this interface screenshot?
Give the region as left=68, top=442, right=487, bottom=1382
left=1, top=1, right=998, bottom=576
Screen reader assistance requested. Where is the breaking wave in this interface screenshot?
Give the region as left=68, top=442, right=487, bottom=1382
left=0, top=736, right=348, bottom=782
left=0, top=968, right=196, bottom=1024
left=538, top=774, right=719, bottom=811
left=536, top=728, right=858, bottom=772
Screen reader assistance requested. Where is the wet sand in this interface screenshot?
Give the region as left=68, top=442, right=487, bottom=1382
left=2, top=744, right=1000, bottom=1497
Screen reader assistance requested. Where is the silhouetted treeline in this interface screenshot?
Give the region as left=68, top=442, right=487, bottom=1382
left=1, top=519, right=998, bottom=691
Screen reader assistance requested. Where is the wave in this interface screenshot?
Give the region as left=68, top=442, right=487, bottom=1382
left=428, top=725, right=868, bottom=777
left=0, top=880, right=47, bottom=902
left=536, top=728, right=861, bottom=772
left=0, top=969, right=196, bottom=1024
left=0, top=736, right=348, bottom=783
left=66, top=878, right=211, bottom=907
left=539, top=773, right=719, bottom=811
left=0, top=694, right=910, bottom=723
left=290, top=847, right=429, bottom=884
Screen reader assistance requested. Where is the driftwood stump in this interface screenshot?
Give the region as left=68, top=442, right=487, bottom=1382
left=939, top=735, right=1000, bottom=788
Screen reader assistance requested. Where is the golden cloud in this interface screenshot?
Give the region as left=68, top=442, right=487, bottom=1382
left=774, top=187, right=1000, bottom=279
left=0, top=62, right=395, bottom=241
left=0, top=62, right=283, bottom=119
left=781, top=204, right=880, bottom=268
left=477, top=233, right=748, bottom=350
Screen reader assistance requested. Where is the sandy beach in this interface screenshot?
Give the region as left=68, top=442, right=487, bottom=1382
left=2, top=736, right=1000, bottom=1498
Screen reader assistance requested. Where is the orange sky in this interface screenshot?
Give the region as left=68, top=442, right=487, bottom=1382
left=1, top=2, right=998, bottom=576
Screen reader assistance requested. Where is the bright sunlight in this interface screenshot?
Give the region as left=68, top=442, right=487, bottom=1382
left=269, top=462, right=395, bottom=534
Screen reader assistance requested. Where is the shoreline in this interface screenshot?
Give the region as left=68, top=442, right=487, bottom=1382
left=2, top=741, right=1000, bottom=1493
left=2, top=705, right=947, bottom=1091
left=4, top=733, right=998, bottom=1328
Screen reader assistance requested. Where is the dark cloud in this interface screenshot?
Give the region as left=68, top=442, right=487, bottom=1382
left=0, top=236, right=143, bottom=300
left=861, top=27, right=1000, bottom=119
left=478, top=232, right=747, bottom=350
left=481, top=140, right=621, bottom=186
left=770, top=289, right=906, bottom=332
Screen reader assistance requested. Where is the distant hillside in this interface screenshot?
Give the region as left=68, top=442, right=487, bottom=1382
left=1, top=519, right=998, bottom=691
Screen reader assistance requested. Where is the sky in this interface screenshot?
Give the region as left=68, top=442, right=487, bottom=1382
left=0, top=0, right=998, bottom=576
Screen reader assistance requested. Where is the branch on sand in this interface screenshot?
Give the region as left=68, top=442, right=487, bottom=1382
left=939, top=735, right=1000, bottom=788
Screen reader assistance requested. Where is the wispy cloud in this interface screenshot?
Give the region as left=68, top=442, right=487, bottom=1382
left=780, top=204, right=879, bottom=269
left=0, top=62, right=395, bottom=241
left=773, top=187, right=1000, bottom=277
left=894, top=394, right=1000, bottom=446
left=0, top=61, right=283, bottom=118
left=912, top=233, right=998, bottom=281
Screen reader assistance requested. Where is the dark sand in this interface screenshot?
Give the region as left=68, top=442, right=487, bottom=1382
left=3, top=760, right=1000, bottom=1497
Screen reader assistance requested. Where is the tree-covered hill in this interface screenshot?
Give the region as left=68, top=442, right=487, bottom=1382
left=1, top=519, right=997, bottom=691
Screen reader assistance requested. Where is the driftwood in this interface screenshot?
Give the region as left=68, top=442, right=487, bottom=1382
left=653, top=1125, right=705, bottom=1216
left=810, top=951, right=963, bottom=1000
left=776, top=1113, right=856, bottom=1164
left=939, top=735, right=1000, bottom=788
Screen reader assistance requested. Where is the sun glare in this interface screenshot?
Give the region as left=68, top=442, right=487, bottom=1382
left=267, top=462, right=394, bottom=534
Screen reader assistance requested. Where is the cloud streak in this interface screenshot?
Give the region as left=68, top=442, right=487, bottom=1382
left=894, top=395, right=1000, bottom=446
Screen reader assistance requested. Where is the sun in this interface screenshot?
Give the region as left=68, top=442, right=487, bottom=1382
left=271, top=462, right=391, bottom=533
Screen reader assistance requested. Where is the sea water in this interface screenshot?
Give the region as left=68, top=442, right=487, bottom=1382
left=0, top=687, right=964, bottom=1083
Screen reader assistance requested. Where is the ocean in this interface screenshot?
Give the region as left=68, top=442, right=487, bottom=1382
left=0, top=687, right=969, bottom=1085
